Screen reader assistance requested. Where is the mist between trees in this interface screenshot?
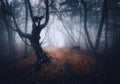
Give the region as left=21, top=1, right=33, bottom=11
left=0, top=0, right=120, bottom=59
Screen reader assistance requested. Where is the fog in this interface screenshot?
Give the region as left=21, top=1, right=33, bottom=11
left=8, top=0, right=108, bottom=49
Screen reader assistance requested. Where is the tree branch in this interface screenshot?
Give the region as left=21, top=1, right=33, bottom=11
left=41, top=0, right=49, bottom=28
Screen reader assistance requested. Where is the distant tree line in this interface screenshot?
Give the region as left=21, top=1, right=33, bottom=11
left=0, top=0, right=120, bottom=62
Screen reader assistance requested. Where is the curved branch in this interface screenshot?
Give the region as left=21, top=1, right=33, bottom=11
left=27, top=0, right=34, bottom=23
left=95, top=0, right=106, bottom=52
left=41, top=0, right=49, bottom=28
left=81, top=0, right=94, bottom=51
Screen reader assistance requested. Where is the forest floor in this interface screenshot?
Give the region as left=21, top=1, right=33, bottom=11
left=0, top=47, right=120, bottom=84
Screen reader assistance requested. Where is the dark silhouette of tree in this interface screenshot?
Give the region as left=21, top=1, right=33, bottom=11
left=0, top=0, right=120, bottom=60
left=104, top=0, right=108, bottom=55
left=24, top=0, right=29, bottom=57
left=80, top=0, right=94, bottom=52
left=0, top=0, right=16, bottom=59
left=15, top=0, right=50, bottom=62
left=0, top=0, right=51, bottom=64
left=94, top=0, right=107, bottom=53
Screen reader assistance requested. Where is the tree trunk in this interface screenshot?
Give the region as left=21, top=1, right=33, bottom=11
left=24, top=0, right=28, bottom=57
left=94, top=0, right=106, bottom=53
left=104, top=0, right=108, bottom=55
left=81, top=0, right=94, bottom=52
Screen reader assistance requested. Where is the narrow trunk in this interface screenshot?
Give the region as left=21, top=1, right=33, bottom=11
left=30, top=40, right=44, bottom=60
left=81, top=0, right=94, bottom=52
left=104, top=0, right=108, bottom=55
left=24, top=0, right=28, bottom=57
left=95, top=0, right=106, bottom=53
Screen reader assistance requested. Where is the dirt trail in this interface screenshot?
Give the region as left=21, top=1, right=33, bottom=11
left=1, top=47, right=120, bottom=84
left=1, top=47, right=95, bottom=84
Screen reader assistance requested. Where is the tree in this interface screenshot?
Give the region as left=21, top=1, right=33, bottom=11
left=14, top=0, right=50, bottom=62
left=24, top=0, right=29, bottom=57
left=81, top=0, right=94, bottom=52
left=0, top=0, right=16, bottom=59
left=1, top=0, right=51, bottom=64
left=94, top=0, right=107, bottom=53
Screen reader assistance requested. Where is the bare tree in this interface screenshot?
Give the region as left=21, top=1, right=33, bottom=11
left=1, top=0, right=51, bottom=64
left=104, top=0, right=108, bottom=55
left=81, top=0, right=94, bottom=51
left=94, top=0, right=106, bottom=53
left=0, top=0, right=16, bottom=59
left=24, top=0, right=29, bottom=57
left=16, top=0, right=50, bottom=62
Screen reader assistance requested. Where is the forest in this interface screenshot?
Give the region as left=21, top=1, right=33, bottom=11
left=0, top=0, right=120, bottom=84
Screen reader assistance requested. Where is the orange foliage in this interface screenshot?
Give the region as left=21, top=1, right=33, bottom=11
left=13, top=47, right=95, bottom=80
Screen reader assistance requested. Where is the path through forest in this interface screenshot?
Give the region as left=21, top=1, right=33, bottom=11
left=1, top=47, right=119, bottom=84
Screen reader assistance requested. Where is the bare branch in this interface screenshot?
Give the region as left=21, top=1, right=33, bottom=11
left=41, top=0, right=49, bottom=28
left=27, top=0, right=34, bottom=22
